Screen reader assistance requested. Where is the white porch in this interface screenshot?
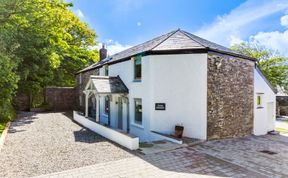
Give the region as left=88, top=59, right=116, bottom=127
left=73, top=76, right=139, bottom=150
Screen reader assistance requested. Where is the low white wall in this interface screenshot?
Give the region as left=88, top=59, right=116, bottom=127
left=73, top=111, right=139, bottom=150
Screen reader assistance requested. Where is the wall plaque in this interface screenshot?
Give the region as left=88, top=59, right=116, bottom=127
left=155, top=103, right=166, bottom=110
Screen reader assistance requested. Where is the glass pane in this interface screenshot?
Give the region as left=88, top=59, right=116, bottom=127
left=257, top=96, right=261, bottom=106
left=135, top=56, right=141, bottom=65
left=134, top=99, right=142, bottom=124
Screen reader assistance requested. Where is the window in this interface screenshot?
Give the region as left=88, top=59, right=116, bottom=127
left=104, top=96, right=110, bottom=114
left=79, top=95, right=83, bottom=106
left=105, top=65, right=109, bottom=76
left=93, top=69, right=99, bottom=75
left=79, top=73, right=82, bottom=84
left=134, top=98, right=142, bottom=125
left=134, top=55, right=142, bottom=80
left=256, top=93, right=264, bottom=108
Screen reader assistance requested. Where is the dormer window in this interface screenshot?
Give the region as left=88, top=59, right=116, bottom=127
left=134, top=55, right=142, bottom=81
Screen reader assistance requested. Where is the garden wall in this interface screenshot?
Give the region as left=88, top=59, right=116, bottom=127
left=277, top=96, right=288, bottom=116
left=44, top=87, right=76, bottom=111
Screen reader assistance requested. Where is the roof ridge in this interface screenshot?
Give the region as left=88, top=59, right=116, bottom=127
left=179, top=30, right=207, bottom=48
left=110, top=29, right=178, bottom=58
left=150, top=29, right=180, bottom=50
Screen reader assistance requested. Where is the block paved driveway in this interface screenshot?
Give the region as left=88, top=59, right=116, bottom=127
left=0, top=112, right=286, bottom=178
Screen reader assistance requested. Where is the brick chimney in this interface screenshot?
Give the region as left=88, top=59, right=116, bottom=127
left=99, top=43, right=107, bottom=61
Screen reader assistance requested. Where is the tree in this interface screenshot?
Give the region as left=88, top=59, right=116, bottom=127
left=231, top=42, right=288, bottom=93
left=0, top=0, right=98, bottom=107
left=0, top=22, right=20, bottom=122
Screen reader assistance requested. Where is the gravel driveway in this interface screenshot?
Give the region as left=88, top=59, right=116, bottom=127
left=0, top=112, right=133, bottom=178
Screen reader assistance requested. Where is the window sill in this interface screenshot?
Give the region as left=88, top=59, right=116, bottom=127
left=257, top=107, right=264, bottom=109
left=133, top=79, right=141, bottom=83
left=131, top=123, right=144, bottom=129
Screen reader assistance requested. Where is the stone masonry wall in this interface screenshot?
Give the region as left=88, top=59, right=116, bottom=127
left=277, top=96, right=288, bottom=116
left=207, top=52, right=254, bottom=140
left=44, top=87, right=76, bottom=111
left=13, top=93, right=30, bottom=111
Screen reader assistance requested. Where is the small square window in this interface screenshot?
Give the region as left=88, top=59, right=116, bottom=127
left=134, top=55, right=142, bottom=81
left=256, top=93, right=264, bottom=108
left=134, top=98, right=142, bottom=125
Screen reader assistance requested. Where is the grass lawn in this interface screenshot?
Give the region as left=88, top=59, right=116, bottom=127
left=0, top=123, right=6, bottom=136
left=275, top=127, right=288, bottom=134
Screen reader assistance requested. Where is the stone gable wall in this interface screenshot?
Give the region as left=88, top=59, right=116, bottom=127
left=207, top=52, right=254, bottom=139
left=75, top=69, right=99, bottom=112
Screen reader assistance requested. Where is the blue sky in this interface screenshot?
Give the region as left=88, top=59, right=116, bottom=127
left=69, top=0, right=288, bottom=56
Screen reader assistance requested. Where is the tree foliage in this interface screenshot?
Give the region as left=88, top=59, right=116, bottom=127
left=0, top=0, right=98, bottom=121
left=231, top=42, right=288, bottom=93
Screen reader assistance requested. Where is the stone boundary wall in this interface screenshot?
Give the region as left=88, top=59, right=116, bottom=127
left=277, top=96, right=288, bottom=116
left=207, top=52, right=254, bottom=140
left=13, top=93, right=30, bottom=111
left=44, top=87, right=76, bottom=111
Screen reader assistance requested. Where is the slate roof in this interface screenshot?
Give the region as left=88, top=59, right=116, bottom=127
left=77, top=29, right=256, bottom=74
left=90, top=76, right=128, bottom=94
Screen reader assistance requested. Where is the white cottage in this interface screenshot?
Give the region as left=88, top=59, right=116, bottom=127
left=74, top=29, right=276, bottom=150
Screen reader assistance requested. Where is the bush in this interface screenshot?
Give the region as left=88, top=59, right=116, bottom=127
left=0, top=103, right=16, bottom=123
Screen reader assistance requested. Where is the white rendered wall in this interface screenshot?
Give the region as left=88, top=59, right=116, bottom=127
left=148, top=54, right=207, bottom=140
left=97, top=54, right=208, bottom=142
left=254, top=69, right=276, bottom=135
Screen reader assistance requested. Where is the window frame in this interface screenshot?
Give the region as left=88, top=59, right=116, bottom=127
left=256, top=93, right=264, bottom=109
left=104, top=65, right=109, bottom=76
left=104, top=96, right=110, bottom=115
left=79, top=95, right=83, bottom=106
left=133, top=55, right=142, bottom=81
left=79, top=73, right=82, bottom=84
left=133, top=98, right=143, bottom=126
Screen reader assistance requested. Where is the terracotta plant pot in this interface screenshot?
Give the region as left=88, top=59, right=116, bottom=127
left=175, top=125, right=184, bottom=138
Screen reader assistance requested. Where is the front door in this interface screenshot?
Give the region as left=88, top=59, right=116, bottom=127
left=118, top=97, right=123, bottom=129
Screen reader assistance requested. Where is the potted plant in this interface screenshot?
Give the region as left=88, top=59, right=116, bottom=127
left=175, top=124, right=184, bottom=138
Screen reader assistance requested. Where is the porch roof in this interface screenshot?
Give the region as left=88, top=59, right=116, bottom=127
left=88, top=76, right=129, bottom=94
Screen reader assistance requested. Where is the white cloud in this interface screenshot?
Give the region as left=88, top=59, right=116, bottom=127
left=75, top=9, right=84, bottom=18
left=137, top=22, right=142, bottom=26
left=97, top=40, right=132, bottom=55
left=229, top=35, right=244, bottom=46
left=248, top=15, right=288, bottom=56
left=281, top=14, right=288, bottom=27
left=196, top=0, right=288, bottom=47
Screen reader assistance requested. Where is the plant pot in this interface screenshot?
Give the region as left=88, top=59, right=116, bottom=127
left=175, top=125, right=184, bottom=138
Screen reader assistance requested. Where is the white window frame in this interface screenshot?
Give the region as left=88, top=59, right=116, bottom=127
left=133, top=55, right=142, bottom=82
left=133, top=98, right=143, bottom=127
